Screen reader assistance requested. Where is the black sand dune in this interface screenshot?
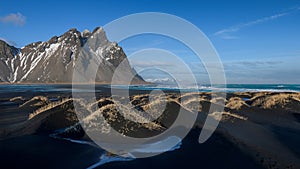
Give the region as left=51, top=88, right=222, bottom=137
left=1, top=90, right=300, bottom=169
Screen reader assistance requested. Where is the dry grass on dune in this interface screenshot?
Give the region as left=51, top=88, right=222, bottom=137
left=178, top=92, right=206, bottom=112
left=25, top=92, right=300, bottom=126
left=208, top=111, right=248, bottom=122
left=80, top=101, right=165, bottom=136
left=181, top=100, right=202, bottom=113
left=222, top=111, right=248, bottom=121
left=28, top=98, right=71, bottom=119
left=25, top=94, right=166, bottom=134
left=250, top=92, right=274, bottom=101
left=5, top=92, right=300, bottom=140
left=251, top=93, right=300, bottom=109
left=291, top=93, right=300, bottom=102
left=132, top=94, right=149, bottom=101
left=226, top=97, right=250, bottom=110
left=210, top=97, right=227, bottom=105
left=9, top=96, right=25, bottom=102
left=130, top=95, right=150, bottom=107
left=20, top=96, right=50, bottom=108
left=179, top=92, right=204, bottom=102
left=141, top=95, right=167, bottom=109
left=87, top=97, right=114, bottom=112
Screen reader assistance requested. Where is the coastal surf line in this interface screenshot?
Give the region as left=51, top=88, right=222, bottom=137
left=50, top=130, right=182, bottom=169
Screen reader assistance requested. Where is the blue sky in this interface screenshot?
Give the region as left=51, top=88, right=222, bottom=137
left=0, top=0, right=300, bottom=84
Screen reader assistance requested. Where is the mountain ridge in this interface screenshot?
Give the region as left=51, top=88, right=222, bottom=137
left=0, top=27, right=144, bottom=84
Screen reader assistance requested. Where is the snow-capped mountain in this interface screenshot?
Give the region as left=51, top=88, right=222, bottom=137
left=0, top=27, right=144, bottom=83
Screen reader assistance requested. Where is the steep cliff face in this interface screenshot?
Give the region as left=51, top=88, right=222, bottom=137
left=0, top=27, right=144, bottom=83
left=0, top=40, right=19, bottom=82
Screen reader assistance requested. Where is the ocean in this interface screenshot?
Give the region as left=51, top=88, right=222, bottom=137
left=0, top=84, right=299, bottom=94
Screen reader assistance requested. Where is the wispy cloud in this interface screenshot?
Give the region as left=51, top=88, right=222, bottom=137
left=226, top=60, right=283, bottom=67
left=129, top=60, right=174, bottom=67
left=0, top=12, right=26, bottom=26
left=214, top=11, right=292, bottom=39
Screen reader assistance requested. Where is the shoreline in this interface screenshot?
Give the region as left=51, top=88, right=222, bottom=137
left=0, top=82, right=152, bottom=85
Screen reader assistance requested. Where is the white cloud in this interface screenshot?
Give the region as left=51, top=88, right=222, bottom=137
left=214, top=12, right=288, bottom=39
left=0, top=12, right=26, bottom=26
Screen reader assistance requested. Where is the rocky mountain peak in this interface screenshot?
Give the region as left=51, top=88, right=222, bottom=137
left=82, top=29, right=91, bottom=38
left=86, top=27, right=110, bottom=52
left=0, top=40, right=19, bottom=60
left=0, top=27, right=145, bottom=84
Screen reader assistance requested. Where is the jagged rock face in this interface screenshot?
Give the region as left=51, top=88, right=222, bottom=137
left=0, top=27, right=144, bottom=83
left=0, top=40, right=19, bottom=82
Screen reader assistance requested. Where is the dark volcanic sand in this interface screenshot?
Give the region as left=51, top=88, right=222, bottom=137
left=0, top=129, right=262, bottom=169
left=0, top=86, right=300, bottom=169
left=0, top=134, right=103, bottom=169
left=97, top=129, right=263, bottom=169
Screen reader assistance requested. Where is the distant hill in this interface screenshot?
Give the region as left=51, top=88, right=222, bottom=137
left=0, top=27, right=144, bottom=84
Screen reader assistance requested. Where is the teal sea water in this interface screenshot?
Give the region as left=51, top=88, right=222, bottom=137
left=127, top=84, right=300, bottom=92
left=0, top=84, right=299, bottom=94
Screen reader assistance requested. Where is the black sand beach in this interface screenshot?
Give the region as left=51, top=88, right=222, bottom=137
left=0, top=85, right=300, bottom=169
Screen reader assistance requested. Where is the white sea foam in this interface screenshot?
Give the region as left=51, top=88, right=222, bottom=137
left=124, top=84, right=300, bottom=93
left=86, top=136, right=182, bottom=169
left=86, top=154, right=134, bottom=169
left=128, top=136, right=182, bottom=154
left=51, top=132, right=182, bottom=169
